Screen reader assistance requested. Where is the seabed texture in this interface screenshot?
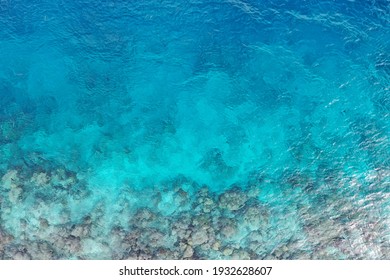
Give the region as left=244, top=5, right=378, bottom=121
left=0, top=0, right=389, bottom=260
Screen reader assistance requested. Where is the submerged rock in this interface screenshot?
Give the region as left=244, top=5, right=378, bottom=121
left=190, top=229, right=209, bottom=246
left=1, top=170, right=19, bottom=189
left=241, top=201, right=269, bottom=230
left=3, top=244, right=32, bottom=260
left=0, top=229, right=14, bottom=254
left=182, top=245, right=194, bottom=258
left=218, top=218, right=238, bottom=238
left=30, top=172, right=50, bottom=187
left=218, top=187, right=248, bottom=211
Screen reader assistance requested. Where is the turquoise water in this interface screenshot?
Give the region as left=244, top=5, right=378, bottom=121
left=0, top=0, right=389, bottom=259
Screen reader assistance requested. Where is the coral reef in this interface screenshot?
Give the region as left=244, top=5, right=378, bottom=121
left=0, top=164, right=388, bottom=259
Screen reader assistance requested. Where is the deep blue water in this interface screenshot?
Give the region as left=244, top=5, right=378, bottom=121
left=0, top=0, right=389, bottom=259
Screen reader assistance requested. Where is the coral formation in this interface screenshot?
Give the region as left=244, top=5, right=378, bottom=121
left=0, top=163, right=388, bottom=259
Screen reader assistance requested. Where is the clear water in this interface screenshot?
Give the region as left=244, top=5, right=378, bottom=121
left=0, top=0, right=389, bottom=259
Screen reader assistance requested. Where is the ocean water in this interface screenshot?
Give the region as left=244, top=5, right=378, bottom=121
left=0, top=0, right=389, bottom=259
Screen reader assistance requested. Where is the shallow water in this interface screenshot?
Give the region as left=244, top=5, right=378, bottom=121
left=0, top=0, right=389, bottom=259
